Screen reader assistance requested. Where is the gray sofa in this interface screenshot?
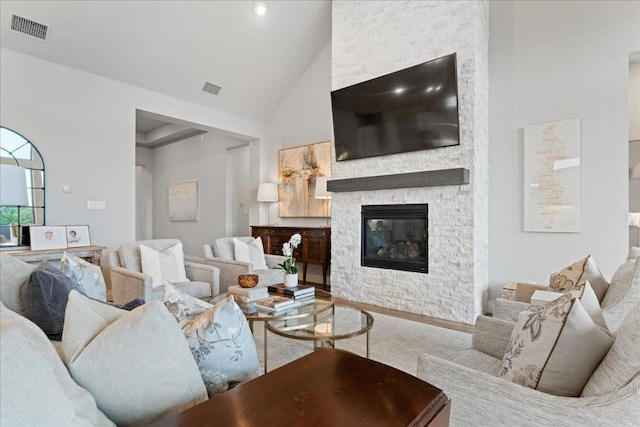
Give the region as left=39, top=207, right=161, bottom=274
left=417, top=311, right=640, bottom=426
left=202, top=237, right=287, bottom=294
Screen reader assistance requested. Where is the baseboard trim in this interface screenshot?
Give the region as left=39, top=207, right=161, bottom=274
left=335, top=298, right=474, bottom=334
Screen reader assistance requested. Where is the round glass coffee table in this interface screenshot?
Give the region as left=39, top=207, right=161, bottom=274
left=265, top=305, right=374, bottom=358
left=210, top=288, right=334, bottom=372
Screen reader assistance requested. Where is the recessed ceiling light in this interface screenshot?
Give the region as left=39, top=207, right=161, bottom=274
left=426, top=87, right=433, bottom=93
left=254, top=2, right=267, bottom=16
left=394, top=88, right=404, bottom=94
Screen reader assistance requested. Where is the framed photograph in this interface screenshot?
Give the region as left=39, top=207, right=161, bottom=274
left=278, top=141, right=332, bottom=217
left=66, top=225, right=91, bottom=248
left=168, top=180, right=198, bottom=221
left=29, top=226, right=68, bottom=251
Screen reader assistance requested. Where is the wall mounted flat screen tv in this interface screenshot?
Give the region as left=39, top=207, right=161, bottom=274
left=331, top=53, right=460, bottom=162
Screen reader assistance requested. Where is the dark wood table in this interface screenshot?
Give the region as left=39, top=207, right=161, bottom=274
left=154, top=348, right=450, bottom=427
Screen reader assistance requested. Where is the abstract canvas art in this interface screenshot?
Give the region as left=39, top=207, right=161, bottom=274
left=168, top=181, right=198, bottom=221
left=524, top=118, right=581, bottom=232
left=278, top=141, right=332, bottom=217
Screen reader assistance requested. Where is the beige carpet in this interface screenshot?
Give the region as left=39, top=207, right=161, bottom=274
left=252, top=310, right=472, bottom=376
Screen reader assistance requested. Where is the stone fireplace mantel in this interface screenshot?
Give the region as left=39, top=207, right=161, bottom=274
left=327, top=168, right=469, bottom=193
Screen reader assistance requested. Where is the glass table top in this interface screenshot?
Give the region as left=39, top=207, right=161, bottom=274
left=210, top=288, right=335, bottom=322
left=265, top=305, right=374, bottom=341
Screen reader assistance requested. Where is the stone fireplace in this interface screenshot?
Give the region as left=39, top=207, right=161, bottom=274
left=330, top=1, right=489, bottom=324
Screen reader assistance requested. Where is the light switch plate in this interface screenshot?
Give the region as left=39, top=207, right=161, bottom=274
left=87, top=200, right=106, bottom=210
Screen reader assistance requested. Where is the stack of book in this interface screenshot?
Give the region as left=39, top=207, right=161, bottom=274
left=253, top=284, right=316, bottom=314
left=226, top=285, right=269, bottom=314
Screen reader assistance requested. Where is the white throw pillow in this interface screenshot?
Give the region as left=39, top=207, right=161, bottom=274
left=61, top=291, right=207, bottom=426
left=0, top=302, right=114, bottom=426
left=60, top=253, right=107, bottom=301
left=140, top=243, right=189, bottom=287
left=500, top=293, right=613, bottom=396
left=233, top=237, right=268, bottom=271
left=163, top=284, right=260, bottom=397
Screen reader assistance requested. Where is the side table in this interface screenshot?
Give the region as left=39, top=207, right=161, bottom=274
left=2, top=245, right=106, bottom=266
left=266, top=305, right=374, bottom=358
left=152, top=348, right=451, bottom=427
left=211, top=288, right=335, bottom=372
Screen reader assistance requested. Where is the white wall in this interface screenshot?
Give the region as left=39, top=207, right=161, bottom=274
left=264, top=42, right=333, bottom=228
left=0, top=48, right=265, bottom=268
left=489, top=1, right=640, bottom=298
left=135, top=147, right=153, bottom=240
left=262, top=42, right=333, bottom=285
left=226, top=144, right=251, bottom=236
left=630, top=61, right=640, bottom=142
left=151, top=132, right=248, bottom=256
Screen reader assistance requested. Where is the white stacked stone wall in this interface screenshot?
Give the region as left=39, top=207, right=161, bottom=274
left=331, top=0, right=489, bottom=324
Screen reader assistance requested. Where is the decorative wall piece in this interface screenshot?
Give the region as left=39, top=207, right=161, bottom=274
left=524, top=118, right=581, bottom=232
left=29, top=226, right=67, bottom=250
left=66, top=225, right=91, bottom=248
left=278, top=141, right=332, bottom=217
left=168, top=181, right=198, bottom=221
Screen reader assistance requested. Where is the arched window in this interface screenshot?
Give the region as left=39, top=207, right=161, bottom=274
left=0, top=127, right=45, bottom=246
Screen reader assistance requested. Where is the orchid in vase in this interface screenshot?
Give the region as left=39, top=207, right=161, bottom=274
left=278, top=233, right=302, bottom=274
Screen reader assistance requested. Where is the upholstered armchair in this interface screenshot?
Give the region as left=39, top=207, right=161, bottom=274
left=494, top=257, right=640, bottom=332
left=417, top=311, right=640, bottom=426
left=202, top=237, right=287, bottom=294
left=109, top=239, right=219, bottom=304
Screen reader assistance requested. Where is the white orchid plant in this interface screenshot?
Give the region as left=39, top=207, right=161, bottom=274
left=278, top=233, right=302, bottom=274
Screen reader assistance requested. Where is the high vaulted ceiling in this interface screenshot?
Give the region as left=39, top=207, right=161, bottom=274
left=0, top=1, right=332, bottom=121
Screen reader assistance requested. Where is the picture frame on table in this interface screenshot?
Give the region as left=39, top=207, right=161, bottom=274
left=66, top=225, right=91, bottom=248
left=29, top=226, right=68, bottom=251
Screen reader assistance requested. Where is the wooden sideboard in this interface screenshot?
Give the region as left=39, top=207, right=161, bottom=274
left=251, top=226, right=331, bottom=288
left=1, top=245, right=106, bottom=266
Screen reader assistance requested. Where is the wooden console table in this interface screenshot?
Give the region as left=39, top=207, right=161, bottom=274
left=251, top=226, right=331, bottom=288
left=153, top=348, right=451, bottom=427
left=2, top=245, right=106, bottom=266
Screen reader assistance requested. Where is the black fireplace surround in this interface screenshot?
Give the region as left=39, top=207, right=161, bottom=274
left=361, top=204, right=428, bottom=273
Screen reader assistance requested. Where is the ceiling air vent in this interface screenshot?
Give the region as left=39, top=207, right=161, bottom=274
left=10, top=14, right=49, bottom=42
left=202, top=82, right=222, bottom=96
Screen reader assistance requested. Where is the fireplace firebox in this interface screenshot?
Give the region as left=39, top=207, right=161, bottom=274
left=361, top=204, right=428, bottom=273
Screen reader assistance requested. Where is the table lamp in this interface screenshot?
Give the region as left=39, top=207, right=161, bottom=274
left=257, top=182, right=278, bottom=225
left=314, top=176, right=331, bottom=227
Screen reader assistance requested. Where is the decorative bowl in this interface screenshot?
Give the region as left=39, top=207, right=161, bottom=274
left=238, top=274, right=259, bottom=288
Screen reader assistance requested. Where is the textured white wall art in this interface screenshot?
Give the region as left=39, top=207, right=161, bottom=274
left=524, top=118, right=581, bottom=232
left=168, top=181, right=198, bottom=221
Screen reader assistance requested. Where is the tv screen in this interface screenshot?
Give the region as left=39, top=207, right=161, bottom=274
left=331, top=53, right=460, bottom=162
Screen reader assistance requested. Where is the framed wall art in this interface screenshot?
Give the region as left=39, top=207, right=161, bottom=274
left=29, top=225, right=68, bottom=251
left=278, top=141, right=332, bottom=217
left=168, top=180, right=198, bottom=221
left=524, top=118, right=581, bottom=232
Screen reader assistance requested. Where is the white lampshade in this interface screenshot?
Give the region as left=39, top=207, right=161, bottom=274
left=257, top=183, right=278, bottom=202
left=315, top=176, right=331, bottom=200
left=0, top=164, right=28, bottom=206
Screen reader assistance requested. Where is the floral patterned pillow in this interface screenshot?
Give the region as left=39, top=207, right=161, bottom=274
left=59, top=253, right=107, bottom=301
left=549, top=255, right=609, bottom=302
left=500, top=293, right=613, bottom=396
left=163, top=283, right=210, bottom=327
left=163, top=284, right=260, bottom=396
